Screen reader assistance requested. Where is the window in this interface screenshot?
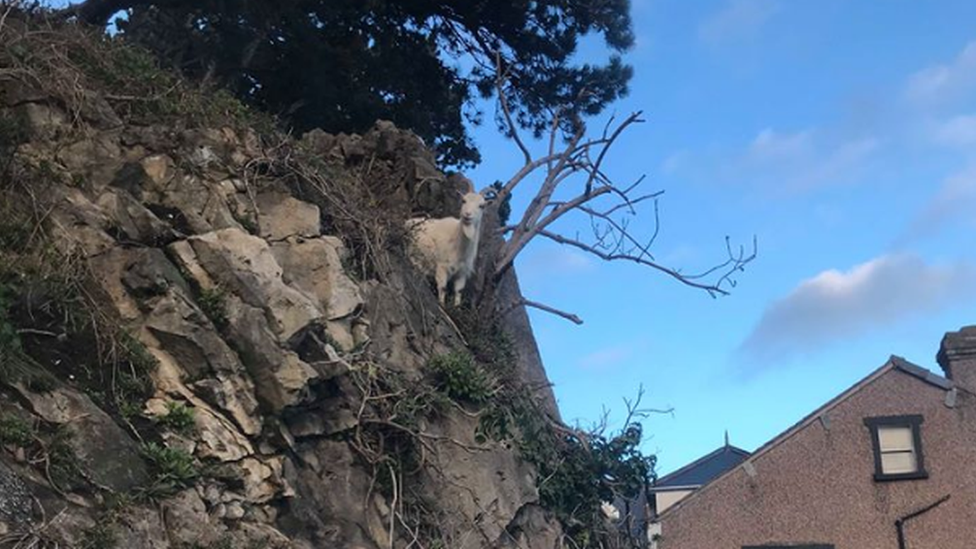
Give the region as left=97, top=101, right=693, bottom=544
left=864, top=415, right=927, bottom=481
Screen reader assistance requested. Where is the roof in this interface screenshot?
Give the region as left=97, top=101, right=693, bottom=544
left=652, top=444, right=751, bottom=491
left=656, top=356, right=953, bottom=518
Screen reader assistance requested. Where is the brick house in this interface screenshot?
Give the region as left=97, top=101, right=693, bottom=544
left=651, top=326, right=976, bottom=549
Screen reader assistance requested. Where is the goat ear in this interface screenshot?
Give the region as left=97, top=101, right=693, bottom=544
left=481, top=187, right=497, bottom=202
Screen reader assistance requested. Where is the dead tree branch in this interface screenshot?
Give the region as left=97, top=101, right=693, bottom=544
left=488, top=67, right=757, bottom=324
left=518, top=299, right=583, bottom=325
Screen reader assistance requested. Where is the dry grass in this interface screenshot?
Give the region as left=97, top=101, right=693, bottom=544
left=0, top=162, right=156, bottom=432
left=0, top=4, right=273, bottom=134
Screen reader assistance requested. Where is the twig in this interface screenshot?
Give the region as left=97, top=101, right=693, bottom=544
left=388, top=462, right=398, bottom=549
left=494, top=52, right=531, bottom=166
left=518, top=298, right=583, bottom=325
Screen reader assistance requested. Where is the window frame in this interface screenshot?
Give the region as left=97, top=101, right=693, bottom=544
left=863, top=415, right=928, bottom=482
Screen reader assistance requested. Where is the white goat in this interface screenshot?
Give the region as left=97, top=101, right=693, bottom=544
left=406, top=184, right=490, bottom=306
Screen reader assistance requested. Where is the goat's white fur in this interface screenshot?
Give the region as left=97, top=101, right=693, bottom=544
left=407, top=187, right=489, bottom=306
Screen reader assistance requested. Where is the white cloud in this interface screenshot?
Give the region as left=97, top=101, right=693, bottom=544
left=738, top=254, right=976, bottom=364
left=699, top=0, right=780, bottom=46
left=661, top=150, right=688, bottom=175
left=932, top=114, right=976, bottom=149
left=905, top=41, right=976, bottom=107
left=906, top=164, right=976, bottom=240
left=740, top=127, right=879, bottom=192
left=519, top=247, right=596, bottom=280
left=578, top=345, right=634, bottom=370
left=749, top=128, right=813, bottom=160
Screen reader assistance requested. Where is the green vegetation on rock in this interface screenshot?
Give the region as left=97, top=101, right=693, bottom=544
left=157, top=402, right=196, bottom=435
left=0, top=413, right=33, bottom=447
left=140, top=442, right=199, bottom=498
left=428, top=350, right=498, bottom=404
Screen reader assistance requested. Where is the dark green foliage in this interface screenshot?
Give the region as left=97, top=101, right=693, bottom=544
left=197, top=286, right=229, bottom=329
left=105, top=332, right=158, bottom=419
left=68, top=35, right=265, bottom=129
left=479, top=385, right=655, bottom=546
left=0, top=413, right=85, bottom=491
left=449, top=306, right=517, bottom=376
left=80, top=520, right=119, bottom=549
left=489, top=181, right=512, bottom=227
left=157, top=401, right=196, bottom=435
left=0, top=281, right=21, bottom=354
left=0, top=173, right=156, bottom=418
left=0, top=16, right=274, bottom=136
left=0, top=414, right=34, bottom=447
left=47, top=425, right=85, bottom=490
left=428, top=351, right=497, bottom=404
left=183, top=538, right=235, bottom=549
left=90, top=0, right=635, bottom=167
left=0, top=219, right=31, bottom=253
left=140, top=442, right=199, bottom=496
left=533, top=424, right=654, bottom=522
left=0, top=113, right=27, bottom=176
left=455, top=309, right=655, bottom=547
left=0, top=275, right=58, bottom=391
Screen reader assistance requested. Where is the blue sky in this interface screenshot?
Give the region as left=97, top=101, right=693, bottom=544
left=467, top=0, right=976, bottom=475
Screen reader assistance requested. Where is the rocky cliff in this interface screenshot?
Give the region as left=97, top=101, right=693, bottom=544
left=0, top=12, right=658, bottom=549
left=0, top=14, right=582, bottom=549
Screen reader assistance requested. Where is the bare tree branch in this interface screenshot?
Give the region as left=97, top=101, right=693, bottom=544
left=538, top=229, right=756, bottom=297
left=483, top=67, right=757, bottom=305
left=518, top=299, right=584, bottom=325
left=494, top=52, right=532, bottom=166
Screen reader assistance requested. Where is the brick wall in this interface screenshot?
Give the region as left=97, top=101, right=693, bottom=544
left=657, top=365, right=976, bottom=549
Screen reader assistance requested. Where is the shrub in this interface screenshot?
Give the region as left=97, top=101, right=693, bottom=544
left=428, top=351, right=497, bottom=404
left=47, top=425, right=84, bottom=490
left=0, top=414, right=34, bottom=447
left=197, top=286, right=229, bottom=329
left=80, top=520, right=119, bottom=549
left=157, top=402, right=195, bottom=435
left=141, top=442, right=199, bottom=497
left=0, top=281, right=21, bottom=354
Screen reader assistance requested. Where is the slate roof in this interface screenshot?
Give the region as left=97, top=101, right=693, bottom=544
left=652, top=443, right=751, bottom=490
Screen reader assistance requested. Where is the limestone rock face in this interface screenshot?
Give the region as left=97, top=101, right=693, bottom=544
left=420, top=413, right=542, bottom=549
left=113, top=507, right=171, bottom=549
left=143, top=290, right=262, bottom=434
left=0, top=462, right=33, bottom=532
left=223, top=296, right=320, bottom=411
left=495, top=505, right=565, bottom=549
left=13, top=385, right=150, bottom=492
left=256, top=190, right=321, bottom=240
left=270, top=235, right=362, bottom=320
left=97, top=188, right=178, bottom=246
left=0, top=71, right=565, bottom=549
left=16, top=102, right=68, bottom=139
left=163, top=489, right=226, bottom=546
left=271, top=235, right=365, bottom=349
left=188, top=228, right=323, bottom=341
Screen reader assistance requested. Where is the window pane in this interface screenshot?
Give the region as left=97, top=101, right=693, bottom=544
left=881, top=451, right=917, bottom=474
left=878, top=426, right=914, bottom=452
